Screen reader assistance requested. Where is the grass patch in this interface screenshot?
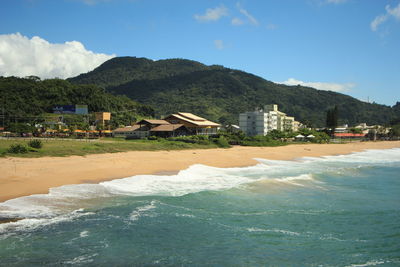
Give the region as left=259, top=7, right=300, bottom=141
left=0, top=138, right=219, bottom=158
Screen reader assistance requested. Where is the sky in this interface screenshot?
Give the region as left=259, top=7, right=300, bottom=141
left=1, top=0, right=399, bottom=106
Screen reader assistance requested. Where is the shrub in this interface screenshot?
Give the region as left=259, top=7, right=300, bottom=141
left=7, top=144, right=28, bottom=154
left=215, top=136, right=231, bottom=148
left=147, top=136, right=158, bottom=140
left=28, top=139, right=43, bottom=149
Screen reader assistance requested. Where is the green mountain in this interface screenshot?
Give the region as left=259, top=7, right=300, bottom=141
left=69, top=57, right=399, bottom=127
left=0, top=76, right=154, bottom=127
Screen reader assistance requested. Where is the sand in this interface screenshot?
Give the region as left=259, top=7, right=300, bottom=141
left=1, top=141, right=400, bottom=202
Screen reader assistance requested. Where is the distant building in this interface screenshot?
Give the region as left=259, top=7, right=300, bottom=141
left=112, top=114, right=217, bottom=138
left=112, top=125, right=141, bottom=138
left=53, top=104, right=88, bottom=115
left=220, top=124, right=241, bottom=132
left=354, top=123, right=389, bottom=135
left=334, top=125, right=349, bottom=133
left=239, top=104, right=300, bottom=136
left=95, top=112, right=111, bottom=129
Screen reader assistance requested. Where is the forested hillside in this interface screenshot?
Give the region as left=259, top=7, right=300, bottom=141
left=68, top=56, right=398, bottom=127
left=0, top=76, right=154, bottom=127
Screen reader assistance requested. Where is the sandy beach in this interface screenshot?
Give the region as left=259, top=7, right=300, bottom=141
left=0, top=141, right=399, bottom=202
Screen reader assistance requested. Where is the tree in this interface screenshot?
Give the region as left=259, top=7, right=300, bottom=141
left=349, top=127, right=362, bottom=134
left=326, top=105, right=339, bottom=134
left=389, top=124, right=400, bottom=137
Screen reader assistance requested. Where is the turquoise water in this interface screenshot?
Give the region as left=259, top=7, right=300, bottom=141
left=1, top=148, right=399, bottom=266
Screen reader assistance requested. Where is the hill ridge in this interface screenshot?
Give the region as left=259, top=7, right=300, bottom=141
left=69, top=56, right=398, bottom=127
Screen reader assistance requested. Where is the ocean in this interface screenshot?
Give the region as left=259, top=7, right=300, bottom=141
left=0, top=148, right=399, bottom=266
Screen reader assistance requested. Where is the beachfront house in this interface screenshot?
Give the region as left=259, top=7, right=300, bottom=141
left=112, top=125, right=142, bottom=138
left=163, top=112, right=220, bottom=135
left=113, top=120, right=174, bottom=138
left=112, top=114, right=217, bottom=138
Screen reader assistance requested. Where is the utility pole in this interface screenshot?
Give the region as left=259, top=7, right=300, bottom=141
left=1, top=95, right=5, bottom=129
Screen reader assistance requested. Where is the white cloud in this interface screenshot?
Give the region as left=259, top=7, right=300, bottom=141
left=277, top=78, right=355, bottom=92
left=0, top=33, right=115, bottom=79
left=214, top=40, right=224, bottom=50
left=386, top=2, right=400, bottom=20
left=236, top=3, right=258, bottom=26
left=231, top=17, right=244, bottom=26
left=194, top=5, right=228, bottom=22
left=371, top=2, right=400, bottom=31
left=371, top=14, right=388, bottom=32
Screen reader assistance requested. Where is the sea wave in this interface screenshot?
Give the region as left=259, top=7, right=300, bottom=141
left=130, top=200, right=158, bottom=221
left=0, top=147, right=399, bottom=232
left=0, top=209, right=94, bottom=234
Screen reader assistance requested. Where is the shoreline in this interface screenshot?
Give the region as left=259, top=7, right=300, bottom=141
left=1, top=141, right=400, bottom=202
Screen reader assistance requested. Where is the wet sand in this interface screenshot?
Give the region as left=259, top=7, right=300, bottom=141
left=0, top=141, right=399, bottom=202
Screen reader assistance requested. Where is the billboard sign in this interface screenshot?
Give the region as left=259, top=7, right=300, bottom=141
left=75, top=105, right=88, bottom=115
left=53, top=105, right=76, bottom=114
left=53, top=104, right=88, bottom=115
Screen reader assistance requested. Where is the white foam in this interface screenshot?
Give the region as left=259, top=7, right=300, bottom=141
left=101, top=164, right=253, bottom=197
left=246, top=227, right=301, bottom=236
left=275, top=174, right=315, bottom=187
left=130, top=201, right=157, bottom=221
left=346, top=260, right=386, bottom=267
left=0, top=209, right=94, bottom=234
left=0, top=147, right=398, bottom=232
left=63, top=253, right=98, bottom=265
left=80, top=230, right=89, bottom=238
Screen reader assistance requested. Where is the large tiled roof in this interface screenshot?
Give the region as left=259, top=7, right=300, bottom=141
left=167, top=113, right=220, bottom=127
left=177, top=112, right=206, bottom=121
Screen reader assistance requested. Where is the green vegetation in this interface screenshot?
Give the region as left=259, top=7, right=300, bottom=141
left=389, top=124, right=400, bottom=137
left=349, top=128, right=363, bottom=134
left=215, top=136, right=230, bottom=148
left=7, top=143, right=28, bottom=154
left=326, top=105, right=339, bottom=132
left=167, top=135, right=231, bottom=148
left=28, top=139, right=43, bottom=149
left=218, top=128, right=330, bottom=146
left=0, top=138, right=219, bottom=158
left=69, top=57, right=400, bottom=127
left=0, top=76, right=155, bottom=129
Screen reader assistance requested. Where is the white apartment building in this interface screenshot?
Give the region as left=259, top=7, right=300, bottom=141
left=239, top=104, right=300, bottom=136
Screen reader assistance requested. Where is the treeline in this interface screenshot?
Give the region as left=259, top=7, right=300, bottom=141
left=69, top=57, right=400, bottom=127
left=0, top=76, right=155, bottom=128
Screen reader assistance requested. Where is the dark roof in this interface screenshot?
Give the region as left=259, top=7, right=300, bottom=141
left=136, top=119, right=170, bottom=125
left=150, top=124, right=186, bottom=132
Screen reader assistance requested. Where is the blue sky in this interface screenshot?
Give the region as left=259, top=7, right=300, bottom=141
left=1, top=0, right=399, bottom=106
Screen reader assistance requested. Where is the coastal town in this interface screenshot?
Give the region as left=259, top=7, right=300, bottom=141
left=2, top=1, right=400, bottom=265
left=0, top=102, right=395, bottom=143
